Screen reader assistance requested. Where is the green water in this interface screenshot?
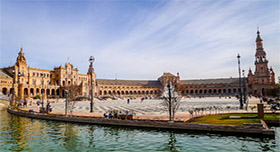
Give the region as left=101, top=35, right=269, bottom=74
left=0, top=109, right=279, bottom=152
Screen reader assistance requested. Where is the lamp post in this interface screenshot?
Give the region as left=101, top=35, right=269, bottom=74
left=41, top=77, right=44, bottom=110
left=89, top=56, right=95, bottom=113
left=11, top=68, right=15, bottom=108
left=237, top=54, right=243, bottom=109
left=65, top=90, right=68, bottom=116
left=167, top=83, right=172, bottom=121
left=242, top=70, right=248, bottom=111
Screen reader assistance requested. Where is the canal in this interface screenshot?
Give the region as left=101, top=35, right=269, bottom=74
left=0, top=108, right=279, bottom=151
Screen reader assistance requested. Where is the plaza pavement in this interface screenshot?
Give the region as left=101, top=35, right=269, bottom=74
left=21, top=97, right=261, bottom=121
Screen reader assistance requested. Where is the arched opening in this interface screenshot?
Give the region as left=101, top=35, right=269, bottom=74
left=41, top=89, right=45, bottom=95
left=186, top=90, right=189, bottom=94
left=117, top=91, right=120, bottom=95
left=125, top=91, right=129, bottom=95
left=51, top=89, right=55, bottom=96
left=138, top=91, right=141, bottom=95
left=56, top=89, right=60, bottom=96
left=36, top=88, right=40, bottom=94
left=213, top=89, right=217, bottom=94
left=218, top=89, right=221, bottom=94
left=150, top=91, right=154, bottom=94
left=204, top=90, right=207, bottom=94
left=134, top=91, right=137, bottom=95
left=30, top=88, right=34, bottom=96
left=62, top=81, right=65, bottom=86
left=195, top=90, right=198, bottom=94
left=130, top=91, right=133, bottom=95
left=121, top=91, right=125, bottom=95
left=208, top=89, right=212, bottom=94
left=146, top=91, right=149, bottom=94
left=223, top=89, right=227, bottom=94
left=2, top=88, right=8, bottom=95
left=190, top=90, right=193, bottom=94
left=142, top=91, right=145, bottom=94
left=47, top=89, right=50, bottom=97
left=108, top=91, right=112, bottom=95
left=228, top=89, right=232, bottom=93
left=99, top=90, right=102, bottom=95
left=104, top=90, right=107, bottom=95
left=233, top=88, right=237, bottom=93
left=24, top=88, right=28, bottom=97
left=112, top=90, right=116, bottom=95
left=199, top=90, right=203, bottom=94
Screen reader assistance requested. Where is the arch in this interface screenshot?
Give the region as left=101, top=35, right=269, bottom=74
left=138, top=91, right=141, bottom=95
left=186, top=90, right=189, bottom=94
left=36, top=88, right=40, bottom=94
left=204, top=90, right=207, bottom=94
left=56, top=89, right=60, bottom=96
left=199, top=90, right=203, bottom=94
left=121, top=91, right=125, bottom=95
left=233, top=88, right=237, bottom=93
left=104, top=90, right=107, bottom=95
left=181, top=90, right=185, bottom=94
left=213, top=89, right=217, bottom=94
left=223, top=89, right=227, bottom=94
left=130, top=91, right=133, bottom=95
left=150, top=90, right=154, bottom=94
left=47, top=89, right=50, bottom=96
left=195, top=90, right=198, bottom=94
left=154, top=91, right=158, bottom=94
left=218, top=89, right=221, bottom=94
left=41, top=89, right=45, bottom=95
left=62, top=81, right=65, bottom=86
left=2, top=88, right=8, bottom=95
left=112, top=90, right=116, bottom=95
left=108, top=90, right=112, bottom=95
left=146, top=90, right=149, bottom=94
left=51, top=89, right=55, bottom=96
left=30, top=88, right=34, bottom=96
left=228, top=88, right=232, bottom=93
left=24, top=88, right=28, bottom=96
left=134, top=91, right=137, bottom=95
left=208, top=89, right=212, bottom=94
left=125, top=91, right=129, bottom=95
left=142, top=91, right=145, bottom=94
left=117, top=91, right=120, bottom=95
left=190, top=90, right=193, bottom=94
left=99, top=90, right=102, bottom=95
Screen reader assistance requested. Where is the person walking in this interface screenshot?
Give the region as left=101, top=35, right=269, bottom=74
left=127, top=98, right=130, bottom=104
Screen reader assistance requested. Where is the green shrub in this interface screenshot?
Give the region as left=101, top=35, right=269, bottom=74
left=33, top=95, right=41, bottom=99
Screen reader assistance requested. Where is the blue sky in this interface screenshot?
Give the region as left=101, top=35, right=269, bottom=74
left=1, top=0, right=279, bottom=81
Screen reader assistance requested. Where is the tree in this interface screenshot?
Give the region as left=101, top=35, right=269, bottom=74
left=65, top=84, right=82, bottom=116
left=160, top=82, right=183, bottom=121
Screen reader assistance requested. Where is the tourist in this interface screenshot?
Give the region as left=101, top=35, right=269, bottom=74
left=260, top=97, right=263, bottom=103
left=127, top=98, right=130, bottom=104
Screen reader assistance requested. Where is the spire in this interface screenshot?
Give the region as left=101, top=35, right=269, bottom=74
left=256, top=27, right=263, bottom=42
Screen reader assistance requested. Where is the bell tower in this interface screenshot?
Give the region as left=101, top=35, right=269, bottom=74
left=248, top=29, right=275, bottom=95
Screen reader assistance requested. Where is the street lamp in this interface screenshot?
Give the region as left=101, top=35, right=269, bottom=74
left=242, top=70, right=248, bottom=110
left=65, top=90, right=68, bottom=116
left=89, top=56, right=95, bottom=113
left=41, top=77, right=44, bottom=110
left=11, top=68, right=15, bottom=108
left=237, top=54, right=243, bottom=109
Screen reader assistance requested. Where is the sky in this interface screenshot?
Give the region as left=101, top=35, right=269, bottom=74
left=1, top=0, right=279, bottom=81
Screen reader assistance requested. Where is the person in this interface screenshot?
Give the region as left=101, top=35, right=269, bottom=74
left=127, top=98, right=130, bottom=104
left=141, top=97, right=144, bottom=102
left=260, top=97, right=263, bottom=103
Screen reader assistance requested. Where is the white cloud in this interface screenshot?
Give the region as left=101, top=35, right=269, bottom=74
left=1, top=0, right=279, bottom=82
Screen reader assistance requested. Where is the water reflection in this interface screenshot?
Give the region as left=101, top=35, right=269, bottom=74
left=0, top=109, right=279, bottom=152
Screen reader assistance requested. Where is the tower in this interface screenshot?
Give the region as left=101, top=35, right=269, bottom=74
left=248, top=29, right=275, bottom=95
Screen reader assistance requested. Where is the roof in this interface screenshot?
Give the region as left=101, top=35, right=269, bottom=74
left=0, top=69, right=12, bottom=79
left=180, top=78, right=239, bottom=85
left=96, top=79, right=161, bottom=86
